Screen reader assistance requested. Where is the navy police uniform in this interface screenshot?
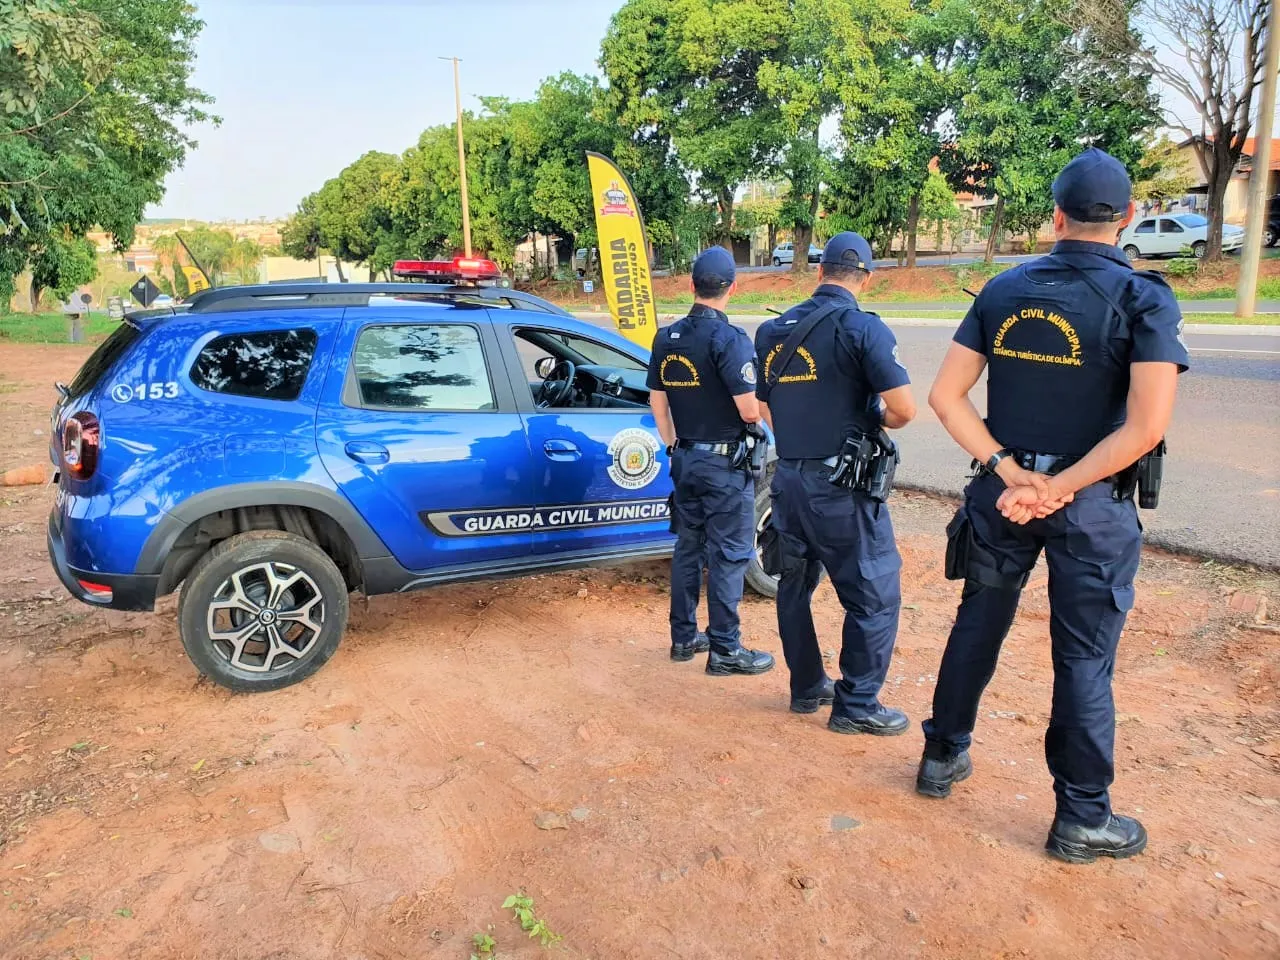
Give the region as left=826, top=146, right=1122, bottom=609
left=755, top=233, right=911, bottom=723
left=646, top=249, right=766, bottom=667
left=921, top=149, right=1189, bottom=832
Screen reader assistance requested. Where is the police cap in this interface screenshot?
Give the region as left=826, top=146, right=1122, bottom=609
left=1052, top=147, right=1132, bottom=223
left=820, top=232, right=875, bottom=271
left=691, top=246, right=736, bottom=292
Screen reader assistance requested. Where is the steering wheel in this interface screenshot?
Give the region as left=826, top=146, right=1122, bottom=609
left=536, top=359, right=577, bottom=408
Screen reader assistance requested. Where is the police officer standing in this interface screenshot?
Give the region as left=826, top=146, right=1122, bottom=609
left=755, top=233, right=916, bottom=730
left=917, top=148, right=1188, bottom=863
left=647, top=247, right=775, bottom=676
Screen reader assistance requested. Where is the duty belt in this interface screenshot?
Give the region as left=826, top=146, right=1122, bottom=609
left=676, top=439, right=736, bottom=455
left=1011, top=450, right=1080, bottom=476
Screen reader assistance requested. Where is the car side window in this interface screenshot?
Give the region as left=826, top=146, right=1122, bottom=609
left=1134, top=220, right=1156, bottom=235
left=352, top=324, right=495, bottom=411
left=1160, top=219, right=1184, bottom=234
left=190, top=329, right=318, bottom=401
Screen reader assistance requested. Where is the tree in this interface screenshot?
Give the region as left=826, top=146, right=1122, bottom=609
left=1131, top=134, right=1197, bottom=203
left=602, top=0, right=785, bottom=249
left=941, top=0, right=1159, bottom=261
left=0, top=0, right=214, bottom=301
left=313, top=151, right=402, bottom=277
left=281, top=193, right=323, bottom=262
left=919, top=167, right=963, bottom=257
left=738, top=191, right=784, bottom=260
left=28, top=231, right=97, bottom=308
left=1076, top=0, right=1269, bottom=261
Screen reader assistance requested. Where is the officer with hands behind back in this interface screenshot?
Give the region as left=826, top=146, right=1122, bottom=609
left=918, top=148, right=1188, bottom=864
left=647, top=247, right=775, bottom=676
left=755, top=232, right=917, bottom=730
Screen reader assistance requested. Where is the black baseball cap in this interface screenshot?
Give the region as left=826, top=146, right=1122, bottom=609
left=820, top=232, right=875, bottom=271
left=1052, top=148, right=1132, bottom=223
left=691, top=246, right=736, bottom=291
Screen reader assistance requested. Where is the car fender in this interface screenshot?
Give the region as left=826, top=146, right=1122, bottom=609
left=135, top=481, right=391, bottom=575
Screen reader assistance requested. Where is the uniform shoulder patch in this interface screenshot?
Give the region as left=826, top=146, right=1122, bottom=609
left=740, top=361, right=757, bottom=385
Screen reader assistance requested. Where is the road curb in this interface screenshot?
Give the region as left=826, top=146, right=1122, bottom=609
left=569, top=311, right=1280, bottom=334
left=897, top=482, right=1280, bottom=572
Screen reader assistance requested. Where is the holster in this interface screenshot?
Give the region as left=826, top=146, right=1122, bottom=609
left=759, top=522, right=783, bottom=577
left=666, top=491, right=678, bottom=534
left=1136, top=439, right=1165, bottom=509
left=944, top=506, right=1031, bottom=591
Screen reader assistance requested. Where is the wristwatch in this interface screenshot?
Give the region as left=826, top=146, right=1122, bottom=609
left=985, top=448, right=1013, bottom=472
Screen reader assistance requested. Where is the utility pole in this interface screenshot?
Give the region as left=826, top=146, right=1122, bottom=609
left=441, top=56, right=473, bottom=257
left=1237, top=13, right=1280, bottom=317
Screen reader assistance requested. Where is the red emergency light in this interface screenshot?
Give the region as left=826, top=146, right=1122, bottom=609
left=392, top=256, right=502, bottom=283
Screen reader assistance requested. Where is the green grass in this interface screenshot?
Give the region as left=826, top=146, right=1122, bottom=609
left=0, top=312, right=116, bottom=344
left=1179, top=277, right=1280, bottom=301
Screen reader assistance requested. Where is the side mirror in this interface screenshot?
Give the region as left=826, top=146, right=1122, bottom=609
left=534, top=356, right=557, bottom=379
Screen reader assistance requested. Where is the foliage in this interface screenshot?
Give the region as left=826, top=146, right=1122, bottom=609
left=939, top=0, right=1159, bottom=259
left=503, top=892, right=562, bottom=948
left=1165, top=257, right=1199, bottom=278
left=470, top=930, right=496, bottom=959
left=0, top=0, right=215, bottom=300
left=29, top=230, right=96, bottom=304
left=1131, top=135, right=1197, bottom=202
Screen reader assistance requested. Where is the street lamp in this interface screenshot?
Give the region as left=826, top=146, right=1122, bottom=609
left=440, top=56, right=473, bottom=258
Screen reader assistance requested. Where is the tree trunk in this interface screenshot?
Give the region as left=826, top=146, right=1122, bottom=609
left=333, top=258, right=346, bottom=283
left=984, top=195, right=1005, bottom=263
left=544, top=233, right=554, bottom=277
left=30, top=280, right=44, bottom=313
left=716, top=187, right=735, bottom=251
left=905, top=191, right=921, bottom=268
left=790, top=185, right=822, bottom=275
left=1203, top=139, right=1235, bottom=262
left=767, top=223, right=778, bottom=261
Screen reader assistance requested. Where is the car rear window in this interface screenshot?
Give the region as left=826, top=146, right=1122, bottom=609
left=68, top=323, right=143, bottom=399
left=190, top=329, right=318, bottom=401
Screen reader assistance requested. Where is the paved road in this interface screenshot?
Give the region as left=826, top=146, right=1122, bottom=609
left=576, top=312, right=1280, bottom=567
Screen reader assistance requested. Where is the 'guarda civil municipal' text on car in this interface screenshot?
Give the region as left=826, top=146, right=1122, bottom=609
left=46, top=258, right=782, bottom=692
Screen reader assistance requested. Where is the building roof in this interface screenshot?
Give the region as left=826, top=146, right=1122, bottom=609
left=1240, top=138, right=1280, bottom=172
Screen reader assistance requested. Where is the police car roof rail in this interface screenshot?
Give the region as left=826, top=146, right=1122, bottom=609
left=182, top=282, right=571, bottom=316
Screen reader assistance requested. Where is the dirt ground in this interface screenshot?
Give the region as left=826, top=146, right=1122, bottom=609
left=1, top=343, right=1278, bottom=960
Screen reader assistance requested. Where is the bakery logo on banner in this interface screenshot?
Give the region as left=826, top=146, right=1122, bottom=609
left=607, top=428, right=661, bottom=490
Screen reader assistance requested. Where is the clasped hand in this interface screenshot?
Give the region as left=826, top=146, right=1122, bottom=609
left=994, top=464, right=1074, bottom=525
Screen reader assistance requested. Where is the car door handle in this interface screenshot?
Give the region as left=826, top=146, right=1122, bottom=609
left=344, top=441, right=390, bottom=464
left=542, top=439, right=581, bottom=461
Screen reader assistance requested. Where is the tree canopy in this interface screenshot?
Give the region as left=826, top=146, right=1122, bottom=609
left=0, top=0, right=215, bottom=300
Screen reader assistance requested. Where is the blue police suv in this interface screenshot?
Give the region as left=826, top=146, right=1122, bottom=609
left=47, top=258, right=779, bottom=692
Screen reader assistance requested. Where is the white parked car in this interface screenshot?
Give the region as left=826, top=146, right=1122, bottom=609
left=1118, top=213, right=1244, bottom=260
left=771, top=242, right=822, bottom=266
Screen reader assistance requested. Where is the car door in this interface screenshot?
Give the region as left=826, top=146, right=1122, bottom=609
left=315, top=305, right=536, bottom=573
left=1131, top=218, right=1157, bottom=255
left=1158, top=217, right=1187, bottom=256
left=494, top=316, right=674, bottom=559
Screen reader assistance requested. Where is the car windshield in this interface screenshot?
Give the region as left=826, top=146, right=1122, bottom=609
left=1177, top=214, right=1208, bottom=228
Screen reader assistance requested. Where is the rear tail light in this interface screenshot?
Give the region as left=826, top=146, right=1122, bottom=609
left=62, top=411, right=100, bottom=480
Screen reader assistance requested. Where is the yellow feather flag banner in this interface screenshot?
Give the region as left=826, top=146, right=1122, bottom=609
left=586, top=152, right=657, bottom=349
left=181, top=265, right=211, bottom=293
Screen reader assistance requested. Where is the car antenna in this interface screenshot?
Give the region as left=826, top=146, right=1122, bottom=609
left=963, top=288, right=978, bottom=298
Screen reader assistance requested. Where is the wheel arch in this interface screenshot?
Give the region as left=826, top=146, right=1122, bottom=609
left=140, top=482, right=390, bottom=597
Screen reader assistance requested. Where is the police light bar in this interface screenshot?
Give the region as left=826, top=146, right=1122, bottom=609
left=392, top=257, right=502, bottom=282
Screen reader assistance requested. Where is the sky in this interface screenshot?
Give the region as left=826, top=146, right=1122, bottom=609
left=149, top=0, right=625, bottom=221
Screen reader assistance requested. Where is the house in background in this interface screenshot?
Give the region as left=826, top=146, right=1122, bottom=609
left=1176, top=137, right=1280, bottom=223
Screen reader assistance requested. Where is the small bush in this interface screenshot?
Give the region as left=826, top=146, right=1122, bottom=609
left=1166, top=258, right=1199, bottom=279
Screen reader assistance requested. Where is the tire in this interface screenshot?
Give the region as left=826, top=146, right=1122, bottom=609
left=177, top=530, right=350, bottom=693
left=772, top=257, right=782, bottom=267
left=1265, top=226, right=1277, bottom=248
left=1122, top=245, right=1140, bottom=261
left=1192, top=240, right=1207, bottom=259
left=745, top=476, right=778, bottom=598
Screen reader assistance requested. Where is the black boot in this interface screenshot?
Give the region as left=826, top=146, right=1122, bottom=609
left=1045, top=815, right=1148, bottom=864
left=828, top=707, right=909, bottom=737
left=790, top=678, right=835, bottom=714
left=706, top=647, right=775, bottom=676
left=915, top=751, right=973, bottom=798
left=670, top=631, right=710, bottom=662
